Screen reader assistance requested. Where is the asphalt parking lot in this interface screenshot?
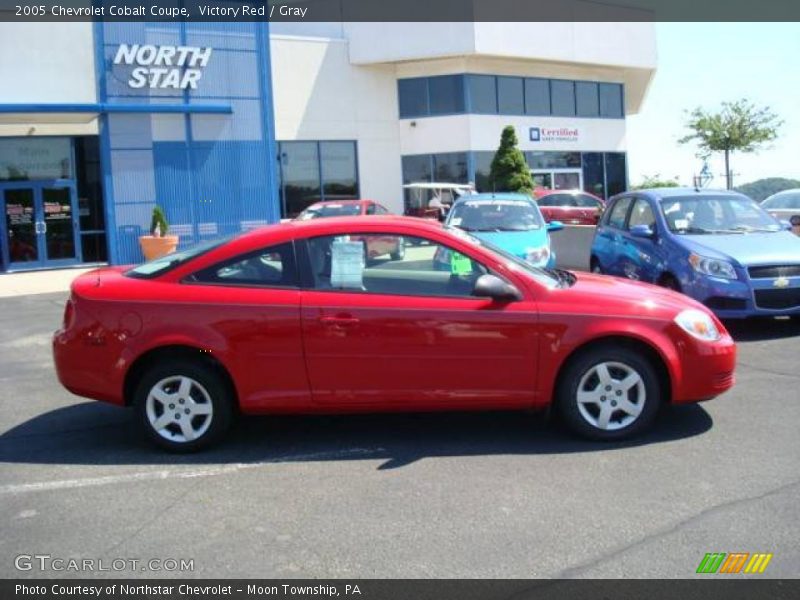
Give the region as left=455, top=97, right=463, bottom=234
left=0, top=292, right=798, bottom=579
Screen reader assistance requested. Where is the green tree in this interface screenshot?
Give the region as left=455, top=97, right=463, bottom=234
left=631, top=174, right=680, bottom=190
left=489, top=126, right=534, bottom=193
left=678, top=100, right=781, bottom=190
left=735, top=177, right=800, bottom=203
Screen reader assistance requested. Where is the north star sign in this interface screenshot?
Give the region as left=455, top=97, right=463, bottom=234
left=113, top=44, right=213, bottom=90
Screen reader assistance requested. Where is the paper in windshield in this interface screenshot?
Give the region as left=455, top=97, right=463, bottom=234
left=330, top=240, right=365, bottom=289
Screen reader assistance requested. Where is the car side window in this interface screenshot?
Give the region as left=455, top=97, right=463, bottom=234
left=305, top=234, right=489, bottom=298
left=190, top=242, right=298, bottom=287
left=375, top=205, right=391, bottom=215
left=365, top=204, right=376, bottom=215
left=627, top=199, right=656, bottom=230
left=606, top=197, right=633, bottom=229
left=537, top=194, right=573, bottom=207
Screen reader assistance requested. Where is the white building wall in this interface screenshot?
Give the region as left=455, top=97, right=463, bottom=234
left=270, top=35, right=405, bottom=212
left=0, top=22, right=98, bottom=137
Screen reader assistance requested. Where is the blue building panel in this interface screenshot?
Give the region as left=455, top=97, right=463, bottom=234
left=95, top=18, right=279, bottom=265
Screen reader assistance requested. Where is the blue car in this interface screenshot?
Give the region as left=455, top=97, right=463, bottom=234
left=445, top=193, right=564, bottom=268
left=591, top=188, right=800, bottom=319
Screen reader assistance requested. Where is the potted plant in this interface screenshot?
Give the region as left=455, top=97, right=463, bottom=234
left=139, top=205, right=179, bottom=261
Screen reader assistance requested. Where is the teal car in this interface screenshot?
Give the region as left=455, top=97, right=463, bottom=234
left=444, top=193, right=564, bottom=268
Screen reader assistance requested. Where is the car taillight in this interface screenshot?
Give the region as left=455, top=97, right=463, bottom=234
left=63, top=297, right=75, bottom=330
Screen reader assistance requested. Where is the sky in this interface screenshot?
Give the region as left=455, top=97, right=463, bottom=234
left=626, top=22, right=800, bottom=188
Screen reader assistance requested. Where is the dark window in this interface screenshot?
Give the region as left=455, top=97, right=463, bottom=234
left=524, top=78, right=550, bottom=115
left=604, top=153, right=627, bottom=197
left=320, top=141, right=358, bottom=201
left=398, top=78, right=429, bottom=118
left=537, top=194, right=575, bottom=207
left=433, top=152, right=468, bottom=183
left=472, top=151, right=495, bottom=193
left=374, top=204, right=391, bottom=215
left=428, top=75, right=465, bottom=115
left=279, top=142, right=321, bottom=218
left=467, top=74, right=497, bottom=113
left=497, top=76, right=524, bottom=115
left=80, top=232, right=107, bottom=263
left=306, top=234, right=487, bottom=297
left=581, top=152, right=605, bottom=199
left=192, top=242, right=297, bottom=287
left=628, top=198, right=656, bottom=229
left=550, top=80, right=576, bottom=116
left=574, top=193, right=603, bottom=208
left=575, top=82, right=599, bottom=117
left=527, top=151, right=581, bottom=170
left=599, top=83, right=624, bottom=118
left=401, top=155, right=433, bottom=184
left=606, top=197, right=633, bottom=229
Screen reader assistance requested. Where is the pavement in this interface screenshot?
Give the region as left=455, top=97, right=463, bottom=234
left=0, top=288, right=799, bottom=579
left=0, top=267, right=95, bottom=298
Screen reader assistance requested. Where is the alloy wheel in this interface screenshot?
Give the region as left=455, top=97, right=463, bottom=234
left=575, top=361, right=646, bottom=431
left=145, top=376, right=214, bottom=443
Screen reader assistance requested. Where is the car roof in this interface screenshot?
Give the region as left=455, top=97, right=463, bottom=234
left=239, top=215, right=441, bottom=243
left=766, top=188, right=800, bottom=198
left=453, top=192, right=534, bottom=205
left=306, top=199, right=374, bottom=206
left=631, top=187, right=749, bottom=201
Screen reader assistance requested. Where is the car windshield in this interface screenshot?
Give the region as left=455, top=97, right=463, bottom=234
left=660, top=195, right=781, bottom=234
left=763, top=192, right=800, bottom=210
left=449, top=199, right=543, bottom=232
left=297, top=204, right=362, bottom=220
left=126, top=235, right=233, bottom=279
left=444, top=225, right=563, bottom=289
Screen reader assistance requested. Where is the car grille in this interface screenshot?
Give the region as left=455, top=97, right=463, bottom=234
left=748, top=265, right=800, bottom=278
left=754, top=288, right=800, bottom=310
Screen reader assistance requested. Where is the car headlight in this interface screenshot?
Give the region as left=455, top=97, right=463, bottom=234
left=674, top=309, right=721, bottom=342
left=525, top=245, right=550, bottom=264
left=688, top=253, right=737, bottom=280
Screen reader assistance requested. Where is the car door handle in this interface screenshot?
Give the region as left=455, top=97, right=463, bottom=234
left=319, top=315, right=360, bottom=327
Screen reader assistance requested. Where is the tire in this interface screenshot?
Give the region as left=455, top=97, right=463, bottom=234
left=659, top=273, right=681, bottom=292
left=134, top=358, right=234, bottom=452
left=556, top=345, right=661, bottom=441
left=390, top=238, right=405, bottom=261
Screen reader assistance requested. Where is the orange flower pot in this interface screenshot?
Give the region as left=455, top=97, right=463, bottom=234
left=139, top=235, right=179, bottom=261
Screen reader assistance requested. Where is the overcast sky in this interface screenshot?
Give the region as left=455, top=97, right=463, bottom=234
left=626, top=22, right=800, bottom=188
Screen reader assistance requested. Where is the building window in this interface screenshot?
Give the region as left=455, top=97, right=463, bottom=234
left=278, top=141, right=359, bottom=218
left=497, top=76, right=524, bottom=115
left=575, top=82, right=600, bottom=117
left=428, top=75, right=465, bottom=115
left=550, top=80, right=576, bottom=117
left=74, top=136, right=107, bottom=262
left=473, top=151, right=495, bottom=192
left=401, top=155, right=433, bottom=184
left=467, top=74, right=497, bottom=114
left=581, top=152, right=606, bottom=198
left=524, top=78, right=550, bottom=115
left=599, top=83, right=624, bottom=118
left=527, top=151, right=581, bottom=170
left=433, top=153, right=469, bottom=183
left=604, top=152, right=628, bottom=198
left=398, top=78, right=429, bottom=118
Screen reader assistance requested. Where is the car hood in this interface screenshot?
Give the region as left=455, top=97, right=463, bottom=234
left=681, top=231, right=800, bottom=266
left=470, top=230, right=548, bottom=256
left=555, top=271, right=707, bottom=318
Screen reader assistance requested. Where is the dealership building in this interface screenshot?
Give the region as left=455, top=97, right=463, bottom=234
left=0, top=19, right=656, bottom=272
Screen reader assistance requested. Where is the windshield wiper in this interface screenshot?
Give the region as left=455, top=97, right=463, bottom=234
left=727, top=225, right=777, bottom=233
left=677, top=226, right=742, bottom=235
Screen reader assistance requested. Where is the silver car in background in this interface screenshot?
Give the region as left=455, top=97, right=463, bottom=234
left=762, top=189, right=800, bottom=235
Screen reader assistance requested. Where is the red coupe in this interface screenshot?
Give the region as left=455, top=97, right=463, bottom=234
left=536, top=190, right=605, bottom=225
left=53, top=216, right=736, bottom=451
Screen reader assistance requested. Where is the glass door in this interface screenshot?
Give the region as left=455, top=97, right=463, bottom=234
left=532, top=169, right=583, bottom=192
left=1, top=181, right=81, bottom=271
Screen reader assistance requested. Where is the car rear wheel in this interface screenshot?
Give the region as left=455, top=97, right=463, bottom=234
left=134, top=359, right=234, bottom=452
left=557, top=346, right=661, bottom=441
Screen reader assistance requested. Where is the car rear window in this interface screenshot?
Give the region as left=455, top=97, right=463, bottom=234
left=126, top=236, right=233, bottom=279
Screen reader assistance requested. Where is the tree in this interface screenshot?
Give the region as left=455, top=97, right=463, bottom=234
left=735, top=177, right=800, bottom=202
left=489, top=126, right=534, bottom=193
left=678, top=100, right=781, bottom=190
left=631, top=174, right=680, bottom=190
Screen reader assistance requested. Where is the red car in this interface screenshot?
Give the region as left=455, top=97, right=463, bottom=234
left=53, top=216, right=736, bottom=451
left=295, top=199, right=404, bottom=261
left=536, top=190, right=605, bottom=225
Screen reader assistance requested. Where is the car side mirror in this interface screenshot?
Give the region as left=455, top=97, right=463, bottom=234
left=473, top=274, right=522, bottom=302
left=547, top=221, right=565, bottom=232
left=630, top=224, right=655, bottom=238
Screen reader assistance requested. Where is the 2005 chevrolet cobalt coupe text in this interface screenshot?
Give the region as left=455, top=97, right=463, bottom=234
left=53, top=216, right=736, bottom=451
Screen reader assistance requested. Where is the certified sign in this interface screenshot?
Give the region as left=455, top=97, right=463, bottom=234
left=530, top=126, right=579, bottom=143
left=113, top=44, right=213, bottom=90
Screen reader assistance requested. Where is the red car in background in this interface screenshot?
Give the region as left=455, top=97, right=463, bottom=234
left=535, top=190, right=606, bottom=225
left=295, top=199, right=404, bottom=261
left=54, top=216, right=735, bottom=451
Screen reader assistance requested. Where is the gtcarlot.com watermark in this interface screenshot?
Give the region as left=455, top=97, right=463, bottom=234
left=15, top=554, right=194, bottom=573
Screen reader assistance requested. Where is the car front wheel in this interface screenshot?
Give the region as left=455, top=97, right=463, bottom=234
left=557, top=346, right=661, bottom=441
left=134, top=359, right=234, bottom=452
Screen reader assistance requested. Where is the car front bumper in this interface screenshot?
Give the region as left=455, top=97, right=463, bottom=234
left=683, top=269, right=800, bottom=319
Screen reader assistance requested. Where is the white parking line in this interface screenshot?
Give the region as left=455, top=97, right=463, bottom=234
left=0, top=447, right=384, bottom=496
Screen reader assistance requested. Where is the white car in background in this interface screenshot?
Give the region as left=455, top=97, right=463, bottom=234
left=762, top=189, right=800, bottom=235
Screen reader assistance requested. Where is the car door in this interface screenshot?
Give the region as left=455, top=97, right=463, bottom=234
left=622, top=197, right=665, bottom=283
left=298, top=230, right=539, bottom=409
left=593, top=196, right=633, bottom=275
